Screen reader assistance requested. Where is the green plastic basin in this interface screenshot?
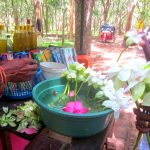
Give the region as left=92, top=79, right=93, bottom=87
left=32, top=77, right=113, bottom=137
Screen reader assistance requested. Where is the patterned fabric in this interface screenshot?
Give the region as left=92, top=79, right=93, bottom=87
left=0, top=80, right=3, bottom=97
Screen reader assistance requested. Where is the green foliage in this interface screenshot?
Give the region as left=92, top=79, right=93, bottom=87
left=0, top=101, right=42, bottom=132
left=143, top=92, right=150, bottom=106
left=135, top=0, right=150, bottom=26
left=131, top=82, right=145, bottom=101
left=43, top=39, right=74, bottom=47
left=0, top=0, right=149, bottom=35
left=125, top=31, right=141, bottom=48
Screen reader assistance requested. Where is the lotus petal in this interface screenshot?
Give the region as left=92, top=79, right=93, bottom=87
left=19, top=128, right=38, bottom=135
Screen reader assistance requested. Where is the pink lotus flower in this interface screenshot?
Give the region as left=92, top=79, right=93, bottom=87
left=19, top=127, right=38, bottom=135
left=63, top=100, right=90, bottom=114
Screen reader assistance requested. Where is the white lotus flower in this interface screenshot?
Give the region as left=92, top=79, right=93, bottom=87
left=102, top=80, right=116, bottom=99
left=84, top=68, right=97, bottom=76
left=102, top=100, right=120, bottom=119
left=67, top=71, right=76, bottom=79
left=86, top=69, right=105, bottom=87
left=75, top=63, right=85, bottom=71
left=88, top=76, right=104, bottom=88
left=102, top=80, right=130, bottom=119
left=107, top=63, right=131, bottom=81
left=77, top=74, right=85, bottom=81
left=95, top=71, right=106, bottom=79
left=125, top=68, right=150, bottom=92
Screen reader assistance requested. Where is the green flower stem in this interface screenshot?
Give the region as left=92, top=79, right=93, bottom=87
left=64, top=81, right=69, bottom=94
left=67, top=83, right=70, bottom=95
left=117, top=48, right=128, bottom=62
left=146, top=133, right=150, bottom=146
left=86, top=86, right=91, bottom=100
left=63, top=84, right=67, bottom=94
left=74, top=80, right=78, bottom=100
left=133, top=102, right=143, bottom=150
left=133, top=132, right=142, bottom=150
left=76, top=82, right=84, bottom=95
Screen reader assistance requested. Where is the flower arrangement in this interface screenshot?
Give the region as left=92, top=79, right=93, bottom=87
left=48, top=30, right=150, bottom=147
left=109, top=30, right=150, bottom=149
left=49, top=62, right=130, bottom=118
left=107, top=60, right=150, bottom=149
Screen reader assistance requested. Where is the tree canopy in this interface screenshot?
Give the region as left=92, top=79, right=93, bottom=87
left=0, top=0, right=149, bottom=34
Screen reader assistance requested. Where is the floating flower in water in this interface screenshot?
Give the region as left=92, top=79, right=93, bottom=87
left=63, top=100, right=90, bottom=114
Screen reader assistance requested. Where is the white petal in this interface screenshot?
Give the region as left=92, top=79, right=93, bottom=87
left=97, top=80, right=104, bottom=86
left=102, top=100, right=120, bottom=112
left=104, top=90, right=115, bottom=100
left=107, top=63, right=121, bottom=74
left=118, top=69, right=130, bottom=81
left=114, top=110, right=120, bottom=119
left=102, top=100, right=121, bottom=119
left=125, top=80, right=138, bottom=92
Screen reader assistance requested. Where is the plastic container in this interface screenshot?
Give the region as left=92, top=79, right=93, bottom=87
left=77, top=55, right=93, bottom=68
left=40, top=62, right=67, bottom=79
left=0, top=39, right=7, bottom=54
left=7, top=35, right=13, bottom=53
left=32, top=77, right=113, bottom=137
left=4, top=68, right=42, bottom=100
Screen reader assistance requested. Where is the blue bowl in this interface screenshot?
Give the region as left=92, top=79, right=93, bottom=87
left=32, top=77, right=113, bottom=137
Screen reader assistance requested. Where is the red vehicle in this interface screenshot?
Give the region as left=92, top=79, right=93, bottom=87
left=100, top=24, right=115, bottom=42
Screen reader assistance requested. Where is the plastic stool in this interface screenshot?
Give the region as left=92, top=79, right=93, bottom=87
left=77, top=55, right=92, bottom=68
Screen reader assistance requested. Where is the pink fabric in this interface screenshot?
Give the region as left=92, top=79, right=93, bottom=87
left=0, top=133, right=30, bottom=150
left=11, top=133, right=30, bottom=150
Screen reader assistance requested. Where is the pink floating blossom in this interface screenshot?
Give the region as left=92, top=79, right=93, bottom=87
left=63, top=102, right=74, bottom=113
left=68, top=91, right=75, bottom=97
left=19, top=127, right=38, bottom=135
left=63, top=100, right=90, bottom=114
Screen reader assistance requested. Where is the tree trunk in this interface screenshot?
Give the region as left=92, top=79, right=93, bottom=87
left=58, top=14, right=61, bottom=31
left=62, top=9, right=67, bottom=47
left=75, top=0, right=95, bottom=55
left=125, top=0, right=138, bottom=32
left=32, top=0, right=43, bottom=35
left=11, top=0, right=19, bottom=26
left=101, top=0, right=111, bottom=24
left=25, top=0, right=30, bottom=17
left=51, top=15, right=54, bottom=31
left=45, top=0, right=48, bottom=35
left=68, top=0, right=75, bottom=40
left=118, top=14, right=122, bottom=35
left=54, top=8, right=58, bottom=40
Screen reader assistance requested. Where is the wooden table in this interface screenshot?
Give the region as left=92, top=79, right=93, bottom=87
left=0, top=97, right=114, bottom=150
left=25, top=120, right=114, bottom=150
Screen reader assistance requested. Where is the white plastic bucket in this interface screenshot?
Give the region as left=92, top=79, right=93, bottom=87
left=40, top=62, right=67, bottom=79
